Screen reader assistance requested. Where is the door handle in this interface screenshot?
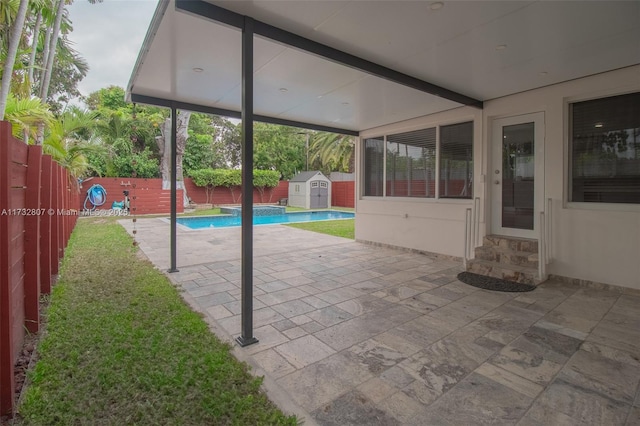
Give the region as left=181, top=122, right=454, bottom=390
left=494, top=180, right=500, bottom=185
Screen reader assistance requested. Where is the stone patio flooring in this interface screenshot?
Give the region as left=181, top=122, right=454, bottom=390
left=120, top=218, right=640, bottom=425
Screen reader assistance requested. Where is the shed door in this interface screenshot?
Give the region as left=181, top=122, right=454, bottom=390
left=310, top=181, right=328, bottom=208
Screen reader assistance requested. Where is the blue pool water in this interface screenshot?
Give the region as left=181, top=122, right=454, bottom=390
left=177, top=210, right=354, bottom=229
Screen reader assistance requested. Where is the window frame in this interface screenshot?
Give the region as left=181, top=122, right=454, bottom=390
left=361, top=120, right=474, bottom=202
left=565, top=90, right=640, bottom=212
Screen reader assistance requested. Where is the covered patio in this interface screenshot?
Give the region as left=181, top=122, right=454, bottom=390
left=126, top=0, right=640, bottom=347
left=121, top=218, right=640, bottom=425
left=124, top=0, right=640, bottom=422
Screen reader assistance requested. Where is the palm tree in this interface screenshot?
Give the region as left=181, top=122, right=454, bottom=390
left=38, top=0, right=64, bottom=103
left=43, top=106, right=104, bottom=176
left=0, top=0, right=29, bottom=119
left=3, top=92, right=52, bottom=140
left=309, top=132, right=355, bottom=174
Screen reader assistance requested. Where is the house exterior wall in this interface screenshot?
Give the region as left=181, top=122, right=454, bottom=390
left=357, top=106, right=484, bottom=257
left=356, top=65, right=640, bottom=290
left=484, top=66, right=639, bottom=289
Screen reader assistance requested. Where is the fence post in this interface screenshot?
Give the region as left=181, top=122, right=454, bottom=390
left=57, top=166, right=64, bottom=259
left=24, top=146, right=42, bottom=333
left=50, top=165, right=59, bottom=276
left=0, top=121, right=15, bottom=416
left=62, top=169, right=68, bottom=246
left=40, top=156, right=52, bottom=294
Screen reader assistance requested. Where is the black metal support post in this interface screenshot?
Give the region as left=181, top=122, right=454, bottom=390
left=168, top=105, right=179, bottom=273
left=236, top=16, right=258, bottom=347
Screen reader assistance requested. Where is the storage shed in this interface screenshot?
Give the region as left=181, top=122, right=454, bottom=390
left=288, top=171, right=331, bottom=209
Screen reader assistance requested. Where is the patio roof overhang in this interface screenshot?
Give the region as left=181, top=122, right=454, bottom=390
left=127, top=0, right=639, bottom=134
left=126, top=0, right=639, bottom=345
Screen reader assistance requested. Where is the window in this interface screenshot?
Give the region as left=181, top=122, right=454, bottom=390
left=364, top=137, right=384, bottom=196
left=386, top=128, right=436, bottom=197
left=570, top=92, right=640, bottom=204
left=320, top=182, right=328, bottom=188
left=362, top=122, right=473, bottom=199
left=440, top=122, right=473, bottom=198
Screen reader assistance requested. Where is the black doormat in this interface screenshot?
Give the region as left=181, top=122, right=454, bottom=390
left=457, top=272, right=536, bottom=292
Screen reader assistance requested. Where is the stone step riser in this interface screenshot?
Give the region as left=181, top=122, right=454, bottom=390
left=467, top=260, right=539, bottom=285
left=474, top=246, right=538, bottom=269
left=483, top=235, right=538, bottom=253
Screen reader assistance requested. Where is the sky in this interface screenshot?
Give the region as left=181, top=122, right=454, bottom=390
left=67, top=0, right=158, bottom=104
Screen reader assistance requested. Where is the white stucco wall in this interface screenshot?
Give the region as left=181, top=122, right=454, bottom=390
left=356, top=106, right=485, bottom=257
left=483, top=66, right=639, bottom=289
left=356, top=65, right=640, bottom=289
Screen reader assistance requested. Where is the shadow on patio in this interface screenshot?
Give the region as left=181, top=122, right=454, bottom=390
left=121, top=218, right=640, bottom=425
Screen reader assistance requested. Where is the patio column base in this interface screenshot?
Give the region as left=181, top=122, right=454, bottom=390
left=236, top=336, right=259, bottom=347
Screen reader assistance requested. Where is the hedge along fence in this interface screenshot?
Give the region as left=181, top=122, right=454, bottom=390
left=0, top=121, right=80, bottom=416
left=188, top=169, right=283, bottom=205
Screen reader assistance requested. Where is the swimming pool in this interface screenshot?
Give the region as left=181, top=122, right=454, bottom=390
left=176, top=210, right=354, bottom=229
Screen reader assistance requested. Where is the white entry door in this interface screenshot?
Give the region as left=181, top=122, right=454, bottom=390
left=491, top=112, right=545, bottom=239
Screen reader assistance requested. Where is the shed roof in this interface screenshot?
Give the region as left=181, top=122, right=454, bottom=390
left=290, top=171, right=328, bottom=182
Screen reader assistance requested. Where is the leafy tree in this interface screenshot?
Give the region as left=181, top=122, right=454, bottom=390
left=210, top=115, right=241, bottom=168
left=253, top=123, right=305, bottom=179
left=253, top=169, right=280, bottom=203
left=110, top=146, right=159, bottom=178
left=87, top=96, right=165, bottom=178
left=190, top=168, right=225, bottom=204
left=183, top=114, right=243, bottom=173
left=84, top=85, right=128, bottom=111
left=42, top=39, right=89, bottom=114
left=184, top=133, right=218, bottom=174
left=221, top=169, right=242, bottom=203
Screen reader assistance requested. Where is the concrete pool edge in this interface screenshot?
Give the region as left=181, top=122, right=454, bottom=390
left=172, top=210, right=355, bottom=230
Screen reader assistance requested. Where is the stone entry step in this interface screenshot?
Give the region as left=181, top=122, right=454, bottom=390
left=467, top=235, right=544, bottom=285
left=483, top=235, right=538, bottom=253
left=475, top=245, right=538, bottom=269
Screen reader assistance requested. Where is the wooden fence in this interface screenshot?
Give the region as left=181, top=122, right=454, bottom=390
left=331, top=181, right=355, bottom=208
left=79, top=177, right=184, bottom=215
left=0, top=121, right=79, bottom=416
left=81, top=178, right=354, bottom=212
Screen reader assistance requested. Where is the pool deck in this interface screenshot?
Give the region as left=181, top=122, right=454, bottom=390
left=120, top=217, right=640, bottom=425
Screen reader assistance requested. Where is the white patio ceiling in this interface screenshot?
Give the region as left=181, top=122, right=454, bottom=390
left=127, top=0, right=640, bottom=134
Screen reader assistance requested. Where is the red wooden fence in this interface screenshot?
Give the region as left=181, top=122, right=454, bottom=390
left=78, top=177, right=184, bottom=215
left=81, top=178, right=353, bottom=212
left=0, top=121, right=79, bottom=417
left=331, top=181, right=355, bottom=208
left=79, top=178, right=289, bottom=212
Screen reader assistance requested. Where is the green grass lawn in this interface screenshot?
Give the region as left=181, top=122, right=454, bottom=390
left=17, top=219, right=297, bottom=425
left=286, top=219, right=354, bottom=239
